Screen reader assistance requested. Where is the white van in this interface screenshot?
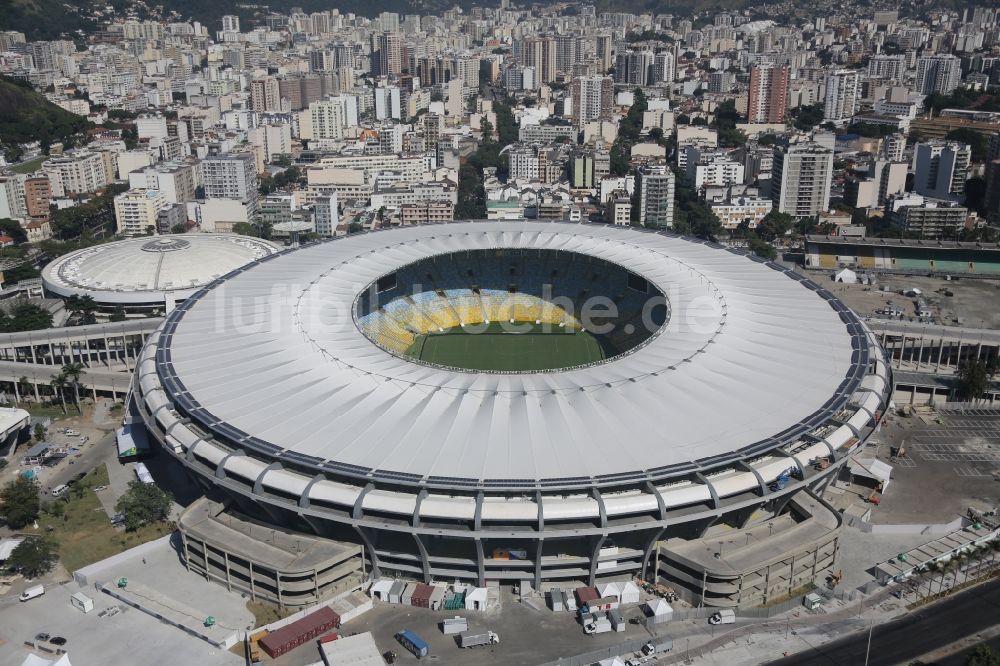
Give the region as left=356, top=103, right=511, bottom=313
left=20, top=585, right=44, bottom=601
left=50, top=484, right=69, bottom=498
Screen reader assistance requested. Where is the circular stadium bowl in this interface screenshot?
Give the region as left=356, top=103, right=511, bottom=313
left=133, top=221, right=891, bottom=591
left=41, top=234, right=280, bottom=313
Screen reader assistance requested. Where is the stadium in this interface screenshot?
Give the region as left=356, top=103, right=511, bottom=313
left=132, top=221, right=891, bottom=607
left=41, top=234, right=280, bottom=314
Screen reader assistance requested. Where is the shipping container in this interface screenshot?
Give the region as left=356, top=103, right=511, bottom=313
left=387, top=581, right=406, bottom=604
left=575, top=586, right=599, bottom=607
left=428, top=586, right=445, bottom=610
left=259, top=607, right=341, bottom=658
left=402, top=582, right=417, bottom=606
left=442, top=617, right=468, bottom=635
left=411, top=583, right=434, bottom=608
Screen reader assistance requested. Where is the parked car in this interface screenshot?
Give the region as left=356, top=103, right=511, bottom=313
left=50, top=637, right=66, bottom=646
left=34, top=633, right=50, bottom=642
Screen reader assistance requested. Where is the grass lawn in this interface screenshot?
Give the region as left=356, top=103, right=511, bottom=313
left=406, top=322, right=605, bottom=371
left=11, top=155, right=46, bottom=174
left=26, top=404, right=74, bottom=421
left=27, top=463, right=173, bottom=572
left=246, top=599, right=297, bottom=626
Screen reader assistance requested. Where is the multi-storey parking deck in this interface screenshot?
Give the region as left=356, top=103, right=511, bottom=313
left=132, top=221, right=891, bottom=599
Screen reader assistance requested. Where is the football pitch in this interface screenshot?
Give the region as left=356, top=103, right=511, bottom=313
left=406, top=322, right=606, bottom=371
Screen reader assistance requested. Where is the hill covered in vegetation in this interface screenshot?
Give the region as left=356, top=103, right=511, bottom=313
left=0, top=77, right=91, bottom=161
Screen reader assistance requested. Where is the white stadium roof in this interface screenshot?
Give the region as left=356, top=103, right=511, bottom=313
left=155, top=222, right=866, bottom=486
left=42, top=234, right=280, bottom=305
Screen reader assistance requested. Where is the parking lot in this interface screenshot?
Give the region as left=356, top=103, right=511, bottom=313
left=262, top=587, right=669, bottom=666
left=865, top=409, right=1000, bottom=524
left=0, top=533, right=252, bottom=666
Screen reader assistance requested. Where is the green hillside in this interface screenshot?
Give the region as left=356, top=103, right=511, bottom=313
left=0, top=76, right=91, bottom=161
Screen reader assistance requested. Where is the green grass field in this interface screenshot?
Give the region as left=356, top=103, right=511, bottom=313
left=406, top=322, right=605, bottom=371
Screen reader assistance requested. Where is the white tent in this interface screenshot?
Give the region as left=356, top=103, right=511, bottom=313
left=465, top=587, right=489, bottom=611
left=369, top=579, right=393, bottom=601
left=596, top=581, right=642, bottom=604
left=21, top=655, right=73, bottom=666
left=596, top=582, right=619, bottom=599
left=646, top=598, right=673, bottom=624
left=848, top=458, right=893, bottom=492
left=597, top=658, right=627, bottom=666
left=835, top=268, right=857, bottom=284
left=618, top=581, right=641, bottom=604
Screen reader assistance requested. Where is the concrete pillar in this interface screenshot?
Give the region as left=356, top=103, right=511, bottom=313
left=224, top=550, right=232, bottom=592
left=936, top=338, right=944, bottom=372
left=896, top=336, right=905, bottom=369
left=103, top=337, right=110, bottom=368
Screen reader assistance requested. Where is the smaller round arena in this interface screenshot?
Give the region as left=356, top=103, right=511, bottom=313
left=42, top=234, right=280, bottom=313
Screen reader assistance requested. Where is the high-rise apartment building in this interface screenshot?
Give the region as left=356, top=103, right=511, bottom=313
left=250, top=78, right=282, bottom=112
left=636, top=166, right=676, bottom=229
left=915, top=54, right=961, bottom=94
left=570, top=75, right=613, bottom=125
left=771, top=142, right=834, bottom=218
left=867, top=54, right=907, bottom=81
left=651, top=51, right=675, bottom=84
left=313, top=193, right=340, bottom=236
left=823, top=70, right=860, bottom=123
left=309, top=98, right=349, bottom=140
left=913, top=141, right=971, bottom=199
left=42, top=152, right=108, bottom=197
left=615, top=50, right=654, bottom=85
left=748, top=63, right=789, bottom=123
left=519, top=36, right=557, bottom=84
left=372, top=32, right=404, bottom=77
left=201, top=153, right=260, bottom=217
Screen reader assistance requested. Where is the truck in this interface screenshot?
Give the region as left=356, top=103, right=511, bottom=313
left=709, top=609, right=736, bottom=625
left=641, top=639, right=674, bottom=656
left=20, top=585, right=45, bottom=602
left=459, top=630, right=499, bottom=648
left=395, top=630, right=429, bottom=658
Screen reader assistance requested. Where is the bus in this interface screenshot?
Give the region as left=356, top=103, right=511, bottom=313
left=395, top=630, right=429, bottom=658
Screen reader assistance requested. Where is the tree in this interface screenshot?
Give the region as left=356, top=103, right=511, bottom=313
left=0, top=477, right=40, bottom=528
left=33, top=422, right=45, bottom=442
left=747, top=238, right=777, bottom=260
left=109, top=305, right=126, bottom=322
left=49, top=373, right=68, bottom=415
left=6, top=536, right=58, bottom=577
left=945, top=129, right=988, bottom=162
left=61, top=362, right=85, bottom=413
left=16, top=375, right=31, bottom=403
left=115, top=480, right=173, bottom=531
left=65, top=294, right=98, bottom=325
left=0, top=303, right=53, bottom=332
left=966, top=645, right=1000, bottom=666
left=957, top=358, right=997, bottom=402
left=756, top=211, right=795, bottom=242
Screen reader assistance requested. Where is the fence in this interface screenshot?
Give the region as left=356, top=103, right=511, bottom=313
left=537, top=636, right=658, bottom=666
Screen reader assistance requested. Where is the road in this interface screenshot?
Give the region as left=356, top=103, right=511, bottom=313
left=768, top=578, right=1000, bottom=666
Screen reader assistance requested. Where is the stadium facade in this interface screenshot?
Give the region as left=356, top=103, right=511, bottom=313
left=132, top=221, right=891, bottom=606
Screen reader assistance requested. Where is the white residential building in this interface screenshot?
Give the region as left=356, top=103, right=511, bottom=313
left=114, top=188, right=167, bottom=236
left=823, top=70, right=860, bottom=123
